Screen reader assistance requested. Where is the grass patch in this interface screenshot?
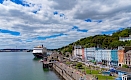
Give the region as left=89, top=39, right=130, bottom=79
left=65, top=61, right=71, bottom=65
left=86, top=68, right=101, bottom=74
left=95, top=75, right=115, bottom=80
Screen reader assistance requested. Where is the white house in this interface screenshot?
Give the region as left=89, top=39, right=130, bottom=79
left=95, top=49, right=102, bottom=62
left=84, top=47, right=96, bottom=61
left=119, top=35, right=131, bottom=41
left=101, top=50, right=111, bottom=65
left=73, top=45, right=83, bottom=59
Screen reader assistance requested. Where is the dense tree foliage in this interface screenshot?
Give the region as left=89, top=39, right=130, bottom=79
left=58, top=27, right=131, bottom=54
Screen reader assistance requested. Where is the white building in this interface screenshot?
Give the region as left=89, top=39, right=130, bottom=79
left=101, top=50, right=111, bottom=65
left=95, top=49, right=102, bottom=62
left=84, top=47, right=114, bottom=66
left=122, top=74, right=131, bottom=80
left=119, top=35, right=131, bottom=41
left=95, top=49, right=111, bottom=64
left=84, top=47, right=96, bottom=61
left=73, top=45, right=83, bottom=59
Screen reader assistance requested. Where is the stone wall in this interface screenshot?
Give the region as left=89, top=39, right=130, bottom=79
left=53, top=63, right=75, bottom=80
left=53, top=62, right=90, bottom=80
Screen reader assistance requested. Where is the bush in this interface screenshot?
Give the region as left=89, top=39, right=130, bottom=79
left=122, top=64, right=129, bottom=68
left=76, top=62, right=82, bottom=68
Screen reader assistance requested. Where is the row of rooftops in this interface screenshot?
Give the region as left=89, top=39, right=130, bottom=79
left=74, top=46, right=131, bottom=51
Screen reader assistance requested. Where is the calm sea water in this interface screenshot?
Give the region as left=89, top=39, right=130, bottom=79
left=0, top=52, right=61, bottom=80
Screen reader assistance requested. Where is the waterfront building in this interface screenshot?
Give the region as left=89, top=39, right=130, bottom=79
left=95, top=49, right=102, bottom=62
left=118, top=46, right=131, bottom=66
left=73, top=45, right=83, bottom=59
left=121, top=74, right=131, bottom=80
left=124, top=50, right=131, bottom=66
left=118, top=49, right=125, bottom=67
left=84, top=47, right=96, bottom=61
left=48, top=52, right=63, bottom=62
left=101, top=50, right=111, bottom=66
left=111, top=50, right=118, bottom=66
left=119, top=35, right=131, bottom=41
left=82, top=48, right=85, bottom=61
left=124, top=46, right=131, bottom=67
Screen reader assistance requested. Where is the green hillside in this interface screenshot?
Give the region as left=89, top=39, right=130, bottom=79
left=58, top=27, right=131, bottom=54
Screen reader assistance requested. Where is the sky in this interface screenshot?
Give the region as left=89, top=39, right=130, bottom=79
left=0, top=0, right=131, bottom=49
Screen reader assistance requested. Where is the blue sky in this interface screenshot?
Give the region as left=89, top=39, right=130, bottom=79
left=10, top=0, right=30, bottom=6
left=0, top=29, right=20, bottom=36
left=0, top=0, right=130, bottom=49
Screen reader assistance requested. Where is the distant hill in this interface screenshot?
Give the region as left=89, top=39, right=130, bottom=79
left=58, top=27, right=131, bottom=54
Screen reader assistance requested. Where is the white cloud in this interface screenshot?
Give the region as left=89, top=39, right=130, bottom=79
left=0, top=0, right=131, bottom=49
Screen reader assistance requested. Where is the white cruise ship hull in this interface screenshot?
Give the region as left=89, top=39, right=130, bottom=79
left=32, top=46, right=47, bottom=59
left=33, top=53, right=43, bottom=58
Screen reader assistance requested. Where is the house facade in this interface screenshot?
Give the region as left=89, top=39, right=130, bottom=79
left=118, top=49, right=125, bottom=67
left=119, top=35, right=131, bottom=41
left=73, top=45, right=83, bottom=59
left=101, top=50, right=111, bottom=66
left=124, top=50, right=131, bottom=66
left=84, top=47, right=96, bottom=61
left=73, top=45, right=82, bottom=57
left=95, top=49, right=102, bottom=62
left=82, top=48, right=85, bottom=61
left=111, top=50, right=118, bottom=66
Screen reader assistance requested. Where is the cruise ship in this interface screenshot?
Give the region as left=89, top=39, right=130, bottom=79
left=32, top=45, right=47, bottom=58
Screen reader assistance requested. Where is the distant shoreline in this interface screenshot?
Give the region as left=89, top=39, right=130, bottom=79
left=0, top=49, right=33, bottom=52
left=0, top=51, right=32, bottom=52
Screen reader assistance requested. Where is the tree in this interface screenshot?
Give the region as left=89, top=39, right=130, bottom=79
left=109, top=41, right=124, bottom=49
left=118, top=29, right=129, bottom=37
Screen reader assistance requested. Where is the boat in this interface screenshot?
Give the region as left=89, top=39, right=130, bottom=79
left=32, top=45, right=47, bottom=58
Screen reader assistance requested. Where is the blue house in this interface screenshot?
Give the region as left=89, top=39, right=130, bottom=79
left=111, top=50, right=118, bottom=66
left=115, top=70, right=127, bottom=80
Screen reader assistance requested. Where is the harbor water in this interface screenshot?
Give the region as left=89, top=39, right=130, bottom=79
left=0, top=52, right=61, bottom=80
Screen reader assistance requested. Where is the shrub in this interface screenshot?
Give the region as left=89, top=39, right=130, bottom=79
left=76, top=62, right=82, bottom=68
left=122, top=64, right=129, bottom=68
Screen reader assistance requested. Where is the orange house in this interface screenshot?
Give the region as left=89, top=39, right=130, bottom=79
left=118, top=50, right=124, bottom=66
left=82, top=48, right=85, bottom=61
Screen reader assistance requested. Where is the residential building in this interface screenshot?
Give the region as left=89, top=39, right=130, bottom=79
left=124, top=50, right=131, bottom=66
left=95, top=49, right=102, bottom=62
left=119, top=35, right=131, bottom=41
left=111, top=50, right=118, bottom=66
left=122, top=74, right=131, bottom=80
left=82, top=48, right=85, bottom=61
left=101, top=50, right=111, bottom=66
left=73, top=45, right=83, bottom=59
left=118, top=46, right=131, bottom=66
left=84, top=47, right=96, bottom=61
left=118, top=49, right=125, bottom=67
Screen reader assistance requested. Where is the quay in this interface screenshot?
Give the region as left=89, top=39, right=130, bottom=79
left=53, top=62, right=91, bottom=80
left=43, top=61, right=91, bottom=80
left=42, top=52, right=92, bottom=80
